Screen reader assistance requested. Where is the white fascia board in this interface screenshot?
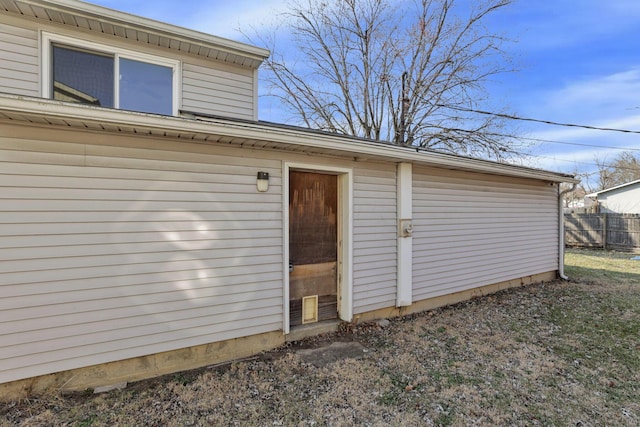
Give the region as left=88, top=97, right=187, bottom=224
left=590, top=179, right=640, bottom=196
left=0, top=95, right=577, bottom=184
left=20, top=0, right=270, bottom=64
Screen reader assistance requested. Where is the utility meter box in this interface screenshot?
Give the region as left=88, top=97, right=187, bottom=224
left=399, top=219, right=413, bottom=237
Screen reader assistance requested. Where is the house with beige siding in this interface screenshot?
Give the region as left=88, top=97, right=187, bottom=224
left=0, top=0, right=577, bottom=399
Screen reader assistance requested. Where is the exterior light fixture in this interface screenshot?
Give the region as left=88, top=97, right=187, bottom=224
left=256, top=171, right=269, bottom=192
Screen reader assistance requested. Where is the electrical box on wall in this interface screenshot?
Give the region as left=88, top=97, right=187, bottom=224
left=399, top=219, right=413, bottom=237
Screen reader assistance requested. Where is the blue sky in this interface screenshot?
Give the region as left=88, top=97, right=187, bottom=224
left=89, top=0, right=640, bottom=182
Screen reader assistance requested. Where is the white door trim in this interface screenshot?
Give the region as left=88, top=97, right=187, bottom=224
left=283, top=162, right=353, bottom=334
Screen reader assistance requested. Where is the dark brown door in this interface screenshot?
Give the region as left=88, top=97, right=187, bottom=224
left=289, top=171, right=338, bottom=326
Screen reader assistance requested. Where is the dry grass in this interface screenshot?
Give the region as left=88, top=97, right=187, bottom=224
left=2, top=248, right=639, bottom=426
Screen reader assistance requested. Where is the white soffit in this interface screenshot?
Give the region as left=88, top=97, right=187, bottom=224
left=0, top=0, right=269, bottom=68
left=0, top=95, right=578, bottom=184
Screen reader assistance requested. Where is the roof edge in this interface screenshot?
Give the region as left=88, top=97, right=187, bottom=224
left=0, top=94, right=578, bottom=184
left=586, top=179, right=640, bottom=196
left=15, top=0, right=270, bottom=65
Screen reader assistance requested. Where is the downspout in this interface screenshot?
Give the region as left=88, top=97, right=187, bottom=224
left=558, top=182, right=577, bottom=280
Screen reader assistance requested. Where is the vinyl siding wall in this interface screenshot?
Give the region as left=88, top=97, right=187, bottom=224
left=0, top=125, right=404, bottom=384
left=0, top=130, right=283, bottom=384
left=352, top=164, right=397, bottom=313
left=599, top=185, right=640, bottom=214
left=0, top=15, right=257, bottom=120
left=0, top=22, right=39, bottom=97
left=412, top=166, right=558, bottom=301
left=182, top=63, right=255, bottom=119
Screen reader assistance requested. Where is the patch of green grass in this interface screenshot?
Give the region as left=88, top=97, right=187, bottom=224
left=377, top=390, right=401, bottom=406
left=545, top=288, right=640, bottom=392
left=565, top=248, right=640, bottom=285
left=434, top=403, right=455, bottom=426
left=75, top=413, right=97, bottom=427
left=547, top=249, right=640, bottom=406
left=376, top=368, right=412, bottom=406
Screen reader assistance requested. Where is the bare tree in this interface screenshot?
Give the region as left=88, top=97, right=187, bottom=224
left=593, top=151, right=640, bottom=191
left=607, top=151, right=640, bottom=186
left=256, top=0, right=519, bottom=158
left=593, top=155, right=615, bottom=191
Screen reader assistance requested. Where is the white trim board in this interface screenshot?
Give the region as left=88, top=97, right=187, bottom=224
left=41, top=31, right=182, bottom=116
left=282, top=162, right=354, bottom=334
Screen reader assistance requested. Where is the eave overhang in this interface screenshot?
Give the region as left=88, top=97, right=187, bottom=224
left=0, top=0, right=269, bottom=68
left=0, top=94, right=578, bottom=184
left=586, top=179, right=640, bottom=197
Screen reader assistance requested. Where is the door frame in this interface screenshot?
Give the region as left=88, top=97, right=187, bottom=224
left=283, top=162, right=353, bottom=334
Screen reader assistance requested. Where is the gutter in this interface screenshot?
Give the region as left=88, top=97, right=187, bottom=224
left=0, top=95, right=578, bottom=185
left=558, top=183, right=577, bottom=280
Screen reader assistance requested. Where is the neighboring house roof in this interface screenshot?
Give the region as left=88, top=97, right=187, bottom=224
left=0, top=0, right=269, bottom=68
left=0, top=94, right=577, bottom=184
left=52, top=81, right=101, bottom=105
left=585, top=179, right=640, bottom=198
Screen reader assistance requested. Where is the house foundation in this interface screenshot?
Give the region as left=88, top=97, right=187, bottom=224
left=0, top=271, right=556, bottom=401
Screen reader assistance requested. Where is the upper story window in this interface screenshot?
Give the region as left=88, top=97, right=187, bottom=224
left=43, top=33, right=180, bottom=116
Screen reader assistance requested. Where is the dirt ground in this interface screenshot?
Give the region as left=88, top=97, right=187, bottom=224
left=2, top=250, right=639, bottom=426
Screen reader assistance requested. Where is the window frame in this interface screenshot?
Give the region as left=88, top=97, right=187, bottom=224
left=42, top=32, right=181, bottom=116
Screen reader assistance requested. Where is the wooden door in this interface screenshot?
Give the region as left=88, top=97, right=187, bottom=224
left=289, top=171, right=338, bottom=326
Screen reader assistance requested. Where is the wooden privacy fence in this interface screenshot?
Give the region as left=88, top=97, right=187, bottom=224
left=565, top=213, right=640, bottom=250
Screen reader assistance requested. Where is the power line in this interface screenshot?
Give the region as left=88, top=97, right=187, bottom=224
left=519, top=136, right=640, bottom=152
left=525, top=155, right=600, bottom=169
left=523, top=153, right=640, bottom=174
left=437, top=127, right=640, bottom=152
left=424, top=115, right=640, bottom=173
left=439, top=104, right=640, bottom=135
